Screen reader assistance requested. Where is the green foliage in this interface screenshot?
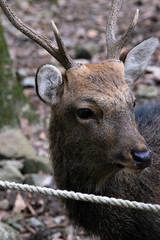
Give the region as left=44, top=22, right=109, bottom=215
left=0, top=20, right=38, bottom=128
left=51, top=0, right=58, bottom=4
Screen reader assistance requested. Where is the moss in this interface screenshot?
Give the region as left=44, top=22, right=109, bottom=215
left=0, top=20, right=38, bottom=128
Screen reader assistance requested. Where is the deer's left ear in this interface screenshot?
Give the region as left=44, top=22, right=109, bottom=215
left=35, top=64, right=64, bottom=105
left=123, top=37, right=158, bottom=87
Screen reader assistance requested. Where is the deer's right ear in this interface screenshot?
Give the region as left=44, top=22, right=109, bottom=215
left=123, top=37, right=158, bottom=88
left=35, top=64, right=63, bottom=105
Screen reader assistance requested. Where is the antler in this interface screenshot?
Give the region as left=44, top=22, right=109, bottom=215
left=106, top=0, right=139, bottom=60
left=0, top=0, right=77, bottom=70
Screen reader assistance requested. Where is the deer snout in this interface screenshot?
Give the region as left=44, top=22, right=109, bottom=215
left=131, top=149, right=152, bottom=169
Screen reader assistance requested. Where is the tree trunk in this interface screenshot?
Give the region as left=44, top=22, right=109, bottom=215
left=0, top=20, right=37, bottom=128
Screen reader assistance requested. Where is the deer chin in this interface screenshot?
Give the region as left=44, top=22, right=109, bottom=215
left=123, top=162, right=148, bottom=174
left=95, top=162, right=144, bottom=191
left=123, top=167, right=144, bottom=174
left=95, top=163, right=124, bottom=189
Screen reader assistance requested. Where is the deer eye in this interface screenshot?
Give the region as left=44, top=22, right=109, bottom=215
left=76, top=108, right=94, bottom=120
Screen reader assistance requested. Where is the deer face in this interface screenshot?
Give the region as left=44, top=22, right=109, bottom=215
left=36, top=39, right=157, bottom=188
left=64, top=61, right=147, bottom=169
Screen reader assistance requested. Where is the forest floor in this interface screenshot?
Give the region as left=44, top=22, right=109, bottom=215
left=0, top=0, right=160, bottom=239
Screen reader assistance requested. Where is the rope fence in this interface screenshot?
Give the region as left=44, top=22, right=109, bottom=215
left=0, top=180, right=160, bottom=213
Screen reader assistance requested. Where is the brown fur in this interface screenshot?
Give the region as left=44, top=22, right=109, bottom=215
left=48, top=60, right=160, bottom=239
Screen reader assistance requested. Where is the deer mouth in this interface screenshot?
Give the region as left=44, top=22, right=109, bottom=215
left=115, top=163, right=126, bottom=169
left=95, top=161, right=138, bottom=189
left=94, top=152, right=150, bottom=188
left=112, top=151, right=151, bottom=172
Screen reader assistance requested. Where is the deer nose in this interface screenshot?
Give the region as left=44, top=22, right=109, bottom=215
left=131, top=150, right=152, bottom=169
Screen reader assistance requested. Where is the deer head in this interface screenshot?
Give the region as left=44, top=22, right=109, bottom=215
left=0, top=0, right=158, bottom=189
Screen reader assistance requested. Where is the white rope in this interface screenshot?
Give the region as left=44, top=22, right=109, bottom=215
left=0, top=180, right=160, bottom=213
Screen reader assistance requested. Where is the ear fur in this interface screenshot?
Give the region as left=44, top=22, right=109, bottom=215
left=35, top=64, right=63, bottom=104
left=124, top=37, right=158, bottom=87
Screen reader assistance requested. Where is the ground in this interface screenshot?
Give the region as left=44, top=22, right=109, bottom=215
left=0, top=0, right=160, bottom=239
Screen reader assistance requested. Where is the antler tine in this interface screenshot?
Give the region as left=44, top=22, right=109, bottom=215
left=0, top=0, right=77, bottom=70
left=106, top=0, right=139, bottom=60
left=51, top=20, right=77, bottom=69
left=106, top=0, right=122, bottom=43
left=117, top=9, right=139, bottom=52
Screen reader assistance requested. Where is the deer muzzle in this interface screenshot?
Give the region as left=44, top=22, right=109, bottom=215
left=131, top=150, right=152, bottom=169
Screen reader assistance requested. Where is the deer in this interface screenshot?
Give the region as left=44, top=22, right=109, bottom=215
left=0, top=0, right=160, bottom=239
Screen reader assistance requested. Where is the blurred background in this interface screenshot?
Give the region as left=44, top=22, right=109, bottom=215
left=0, top=0, right=160, bottom=239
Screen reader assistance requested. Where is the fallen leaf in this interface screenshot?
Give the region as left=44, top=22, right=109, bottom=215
left=87, top=29, right=98, bottom=38
left=39, top=131, right=46, bottom=140
left=12, top=194, right=27, bottom=214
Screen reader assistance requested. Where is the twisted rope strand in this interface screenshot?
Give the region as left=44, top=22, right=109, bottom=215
left=0, top=180, right=160, bottom=213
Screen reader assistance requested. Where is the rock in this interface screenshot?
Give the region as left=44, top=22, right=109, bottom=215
left=0, top=128, right=36, bottom=159
left=4, top=214, right=23, bottom=225
left=75, top=43, right=99, bottom=59
left=0, top=160, right=23, bottom=170
left=23, top=156, right=51, bottom=174
left=0, top=222, right=21, bottom=240
left=135, top=0, right=143, bottom=6
left=76, top=49, right=92, bottom=60
left=24, top=174, right=52, bottom=187
left=21, top=76, right=35, bottom=88
left=76, top=27, right=86, bottom=39
left=75, top=59, right=90, bottom=65
left=146, top=66, right=160, bottom=83
left=53, top=215, right=66, bottom=224
left=0, top=199, right=9, bottom=210
left=26, top=217, right=44, bottom=228
left=4, top=215, right=24, bottom=232
left=17, top=68, right=29, bottom=78
left=137, top=86, right=159, bottom=98
left=0, top=165, right=24, bottom=182
left=51, top=232, right=62, bottom=239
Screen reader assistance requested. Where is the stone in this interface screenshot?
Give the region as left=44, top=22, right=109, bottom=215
left=0, top=199, right=9, bottom=210
left=75, top=43, right=99, bottom=59
left=21, top=76, right=35, bottom=88
left=0, top=160, right=23, bottom=170
left=24, top=174, right=52, bottom=187
left=17, top=68, right=28, bottom=78
left=4, top=214, right=23, bottom=225
left=75, top=59, right=89, bottom=65
left=26, top=217, right=44, bottom=228
left=0, top=165, right=24, bottom=182
left=146, top=66, right=160, bottom=83
left=137, top=86, right=159, bottom=98
left=53, top=215, right=66, bottom=224
left=0, top=222, right=21, bottom=240
left=0, top=128, right=36, bottom=159
left=3, top=215, right=24, bottom=232
left=51, top=232, right=62, bottom=239
left=23, top=156, right=51, bottom=174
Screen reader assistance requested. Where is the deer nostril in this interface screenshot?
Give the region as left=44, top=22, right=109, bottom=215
left=131, top=150, right=152, bottom=169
